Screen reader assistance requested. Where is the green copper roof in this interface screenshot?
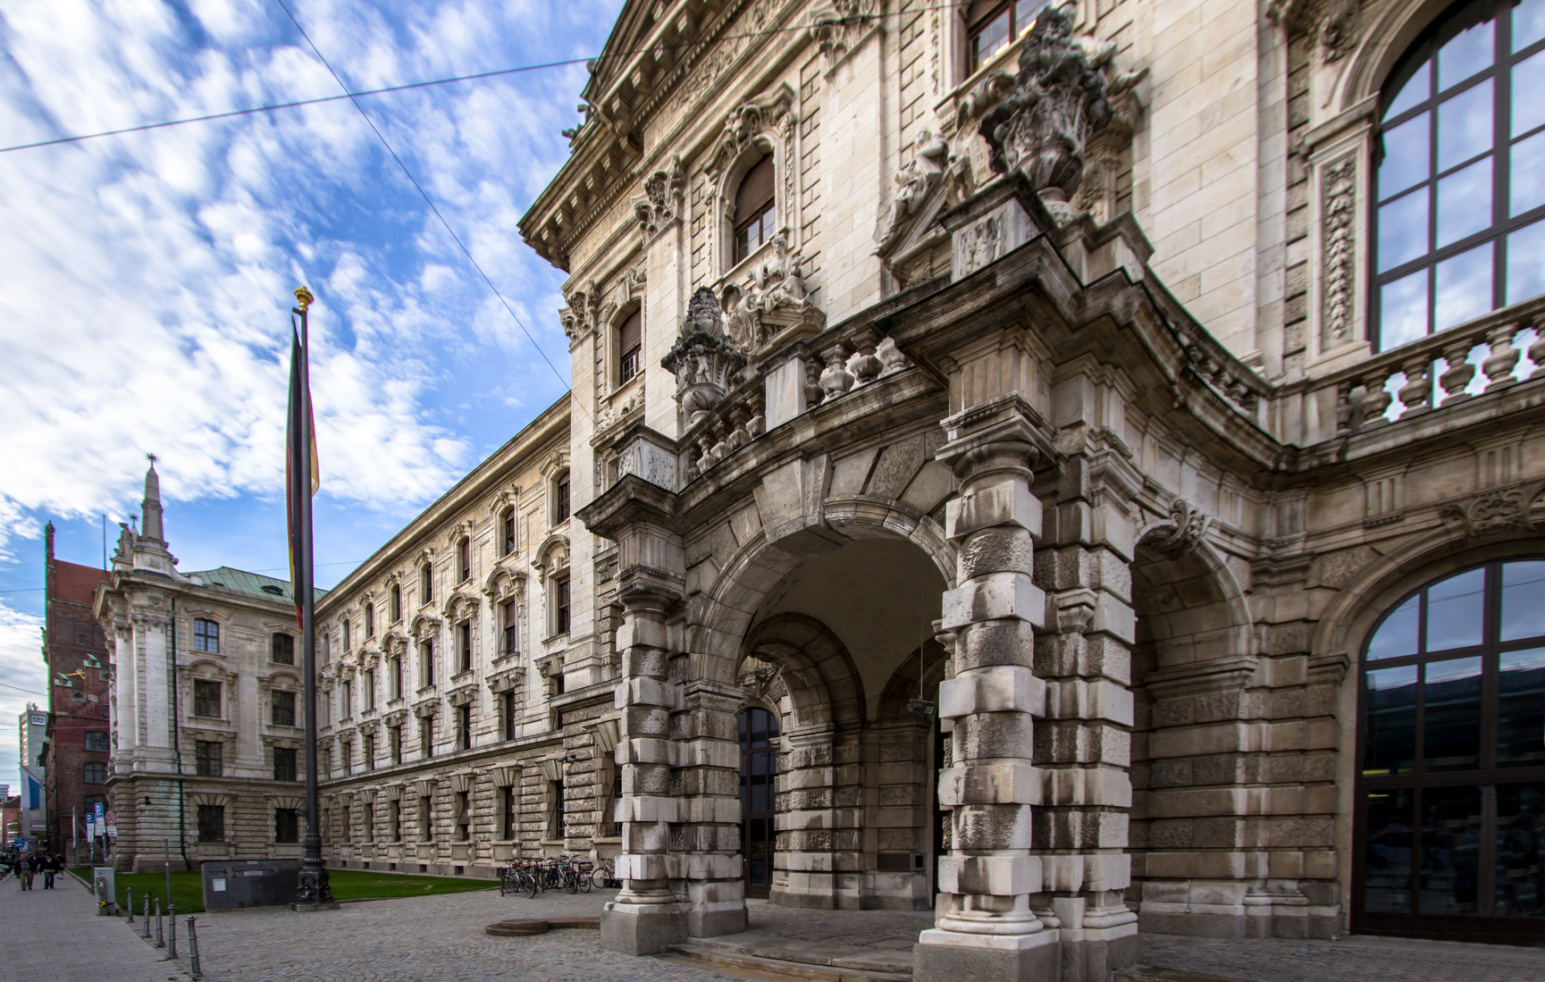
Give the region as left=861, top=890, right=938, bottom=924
left=184, top=566, right=328, bottom=605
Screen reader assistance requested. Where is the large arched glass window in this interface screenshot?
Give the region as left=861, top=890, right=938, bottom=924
left=1375, top=0, right=1545, bottom=350
left=1357, top=558, right=1545, bottom=942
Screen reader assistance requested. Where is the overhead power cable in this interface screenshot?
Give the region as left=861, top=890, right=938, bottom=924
left=272, top=0, right=579, bottom=406
left=0, top=5, right=927, bottom=156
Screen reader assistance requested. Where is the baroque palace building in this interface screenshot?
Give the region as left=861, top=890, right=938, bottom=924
left=97, top=0, right=1545, bottom=974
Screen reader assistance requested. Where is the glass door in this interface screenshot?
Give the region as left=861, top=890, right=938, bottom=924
left=739, top=707, right=779, bottom=900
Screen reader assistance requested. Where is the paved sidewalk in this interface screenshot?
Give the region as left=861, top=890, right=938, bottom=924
left=0, top=871, right=193, bottom=982
left=1141, top=932, right=1545, bottom=982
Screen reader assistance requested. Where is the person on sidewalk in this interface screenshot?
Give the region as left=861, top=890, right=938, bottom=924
left=41, top=854, right=56, bottom=889
left=17, top=855, right=32, bottom=891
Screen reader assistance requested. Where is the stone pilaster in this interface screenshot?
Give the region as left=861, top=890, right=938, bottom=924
left=916, top=407, right=1058, bottom=982
left=1036, top=450, right=1141, bottom=980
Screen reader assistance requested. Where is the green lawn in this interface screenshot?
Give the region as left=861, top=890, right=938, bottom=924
left=71, top=866, right=495, bottom=914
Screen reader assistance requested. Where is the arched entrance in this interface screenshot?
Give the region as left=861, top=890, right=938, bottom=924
left=1354, top=557, right=1545, bottom=944
left=739, top=706, right=779, bottom=899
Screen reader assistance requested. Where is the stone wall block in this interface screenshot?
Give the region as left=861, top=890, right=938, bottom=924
left=952, top=802, right=1034, bottom=850
left=941, top=572, right=1047, bottom=630
left=939, top=761, right=1043, bottom=806
left=937, top=854, right=1043, bottom=896
left=938, top=665, right=1046, bottom=718
left=952, top=713, right=1036, bottom=758
left=955, top=619, right=1038, bottom=671
left=946, top=479, right=1044, bottom=539
left=956, top=526, right=1035, bottom=579
left=617, top=676, right=682, bottom=710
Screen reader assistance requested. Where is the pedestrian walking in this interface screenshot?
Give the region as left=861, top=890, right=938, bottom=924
left=18, top=855, right=33, bottom=891
left=41, top=854, right=56, bottom=890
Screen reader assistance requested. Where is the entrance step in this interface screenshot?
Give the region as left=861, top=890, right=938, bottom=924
left=664, top=940, right=913, bottom=982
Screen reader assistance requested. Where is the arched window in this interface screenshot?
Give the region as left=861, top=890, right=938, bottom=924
left=733, top=152, right=777, bottom=264
left=1357, top=558, right=1545, bottom=941
left=966, top=0, right=1050, bottom=74
left=617, top=307, right=643, bottom=385
left=1374, top=0, right=1545, bottom=349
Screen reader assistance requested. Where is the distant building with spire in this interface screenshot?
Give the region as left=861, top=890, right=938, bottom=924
left=95, top=458, right=318, bottom=872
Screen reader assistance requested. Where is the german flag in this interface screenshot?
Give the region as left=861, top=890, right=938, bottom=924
left=285, top=297, right=319, bottom=626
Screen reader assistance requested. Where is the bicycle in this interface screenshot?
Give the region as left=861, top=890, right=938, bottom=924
left=590, top=857, right=616, bottom=890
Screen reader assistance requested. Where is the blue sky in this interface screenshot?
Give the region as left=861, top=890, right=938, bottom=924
left=0, top=0, right=624, bottom=794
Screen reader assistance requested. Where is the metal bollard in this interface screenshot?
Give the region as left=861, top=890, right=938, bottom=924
left=126, top=886, right=134, bottom=924
left=155, top=898, right=165, bottom=947
left=143, top=894, right=152, bottom=938
left=187, top=915, right=201, bottom=978
left=167, top=902, right=178, bottom=959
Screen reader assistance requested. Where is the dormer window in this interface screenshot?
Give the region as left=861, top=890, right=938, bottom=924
left=967, top=0, right=1049, bottom=73
left=618, top=308, right=642, bottom=385
left=733, top=153, right=776, bottom=265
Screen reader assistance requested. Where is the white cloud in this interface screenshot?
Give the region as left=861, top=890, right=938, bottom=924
left=0, top=605, right=46, bottom=797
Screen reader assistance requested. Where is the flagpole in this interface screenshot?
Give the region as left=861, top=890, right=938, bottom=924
left=291, top=285, right=335, bottom=909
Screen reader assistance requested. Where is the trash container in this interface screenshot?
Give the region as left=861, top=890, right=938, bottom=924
left=200, top=860, right=298, bottom=910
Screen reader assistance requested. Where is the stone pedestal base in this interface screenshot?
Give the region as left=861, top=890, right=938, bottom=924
left=914, top=928, right=1061, bottom=982
left=1059, top=925, right=1139, bottom=982
left=688, top=903, right=747, bottom=938
left=600, top=901, right=688, bottom=955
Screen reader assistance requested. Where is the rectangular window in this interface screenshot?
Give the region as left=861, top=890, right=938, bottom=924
left=274, top=746, right=297, bottom=782
left=546, top=779, right=565, bottom=840
left=503, top=690, right=517, bottom=741
left=458, top=622, right=472, bottom=673
left=420, top=796, right=434, bottom=842
left=364, top=803, right=375, bottom=843
left=458, top=704, right=472, bottom=751
left=321, top=632, right=330, bottom=666
left=618, top=308, right=642, bottom=384
left=421, top=640, right=435, bottom=687
left=275, top=808, right=299, bottom=844
left=421, top=565, right=433, bottom=603
left=342, top=680, right=353, bottom=718
left=555, top=477, right=570, bottom=523
left=503, top=510, right=516, bottom=555
left=365, top=604, right=375, bottom=638
left=195, top=740, right=222, bottom=777
left=391, top=585, right=402, bottom=622
left=389, top=800, right=401, bottom=842
left=341, top=739, right=352, bottom=776
left=84, top=731, right=110, bottom=752
left=197, top=804, right=224, bottom=843
left=501, top=786, right=517, bottom=840
left=458, top=538, right=471, bottom=582
left=501, top=600, right=518, bottom=656
left=343, top=620, right=351, bottom=651
left=83, top=761, right=106, bottom=784
left=364, top=669, right=375, bottom=710
left=193, top=618, right=219, bottom=653
left=363, top=733, right=375, bottom=771
left=271, top=633, right=295, bottom=665
left=193, top=679, right=221, bottom=718
left=272, top=690, right=296, bottom=727
left=391, top=656, right=403, bottom=700
left=456, top=790, right=471, bottom=840
left=390, top=725, right=402, bottom=765
left=421, top=717, right=434, bottom=759
left=555, top=576, right=571, bottom=635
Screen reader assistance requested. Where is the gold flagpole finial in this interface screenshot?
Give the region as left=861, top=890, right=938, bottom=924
left=294, top=286, right=314, bottom=311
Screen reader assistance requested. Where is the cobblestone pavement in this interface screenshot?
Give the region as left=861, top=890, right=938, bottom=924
left=0, top=870, right=194, bottom=982
left=191, top=885, right=738, bottom=982
left=1141, top=932, right=1545, bottom=982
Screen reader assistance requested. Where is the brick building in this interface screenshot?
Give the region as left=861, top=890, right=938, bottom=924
left=41, top=523, right=112, bottom=855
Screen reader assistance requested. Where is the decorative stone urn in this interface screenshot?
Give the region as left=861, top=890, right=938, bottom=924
left=662, top=287, right=748, bottom=426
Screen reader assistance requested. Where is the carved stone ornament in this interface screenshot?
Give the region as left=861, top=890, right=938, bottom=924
left=1320, top=0, right=1360, bottom=61
left=1439, top=482, right=1545, bottom=537
left=979, top=5, right=1145, bottom=223
left=559, top=283, right=602, bottom=342
left=662, top=287, right=748, bottom=425
left=808, top=0, right=878, bottom=72
left=721, top=233, right=825, bottom=351
left=1146, top=497, right=1213, bottom=556
left=1321, top=156, right=1356, bottom=347
left=595, top=385, right=645, bottom=433
left=706, top=84, right=795, bottom=181
left=631, top=155, right=685, bottom=238
left=877, top=129, right=950, bottom=254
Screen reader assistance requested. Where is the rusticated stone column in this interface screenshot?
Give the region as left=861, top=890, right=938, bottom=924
left=916, top=411, right=1056, bottom=982
left=603, top=589, right=688, bottom=953
left=676, top=677, right=746, bottom=937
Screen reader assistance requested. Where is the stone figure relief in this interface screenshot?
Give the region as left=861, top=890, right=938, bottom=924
left=1321, top=156, right=1357, bottom=348
left=979, top=5, right=1145, bottom=224
left=955, top=214, right=1002, bottom=277
left=721, top=233, right=825, bottom=351
left=877, top=129, right=950, bottom=253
